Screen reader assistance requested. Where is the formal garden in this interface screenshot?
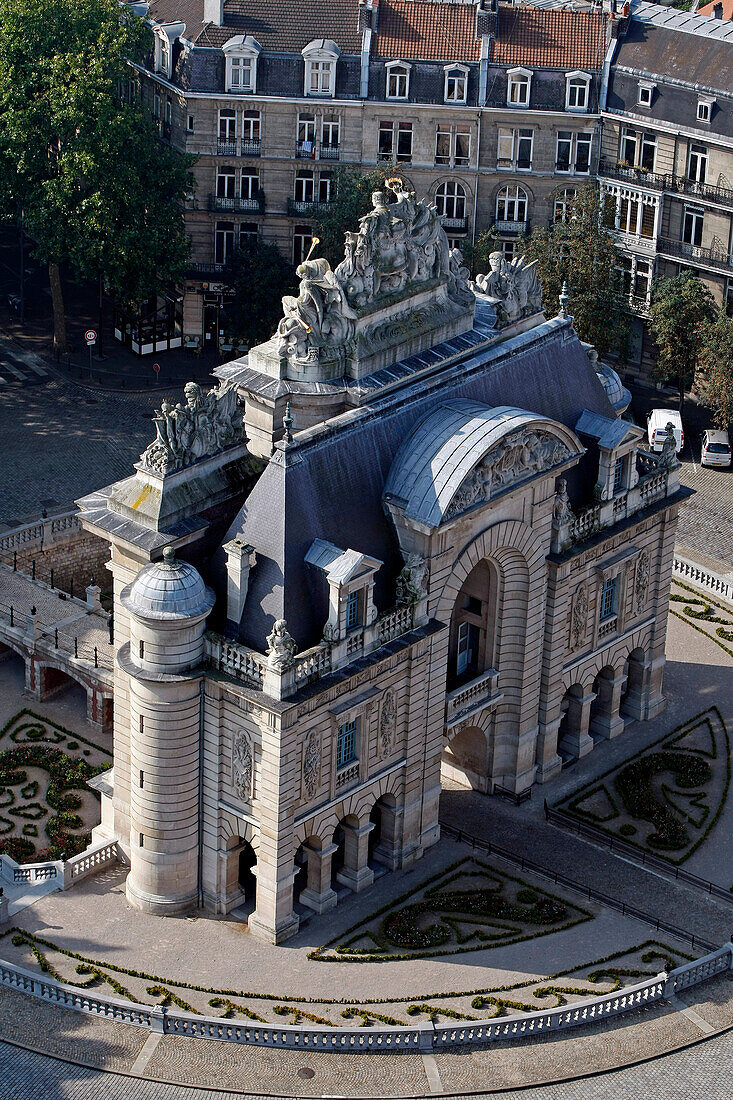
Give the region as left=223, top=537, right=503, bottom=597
left=668, top=578, right=733, bottom=660
left=0, top=709, right=111, bottom=863
left=554, top=705, right=730, bottom=876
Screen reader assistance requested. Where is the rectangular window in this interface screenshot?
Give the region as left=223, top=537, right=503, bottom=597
left=215, top=221, right=235, bottom=265
left=688, top=144, right=708, bottom=184
left=575, top=132, right=592, bottom=173
left=697, top=99, right=711, bottom=123
left=239, top=222, right=258, bottom=248
left=216, top=168, right=236, bottom=199
left=516, top=129, right=533, bottom=170
left=378, top=120, right=394, bottom=161
left=337, top=719, right=357, bottom=769
left=435, top=126, right=470, bottom=167
left=634, top=259, right=651, bottom=302
left=153, top=90, right=161, bottom=119
left=445, top=68, right=467, bottom=103
left=346, top=590, right=360, bottom=629
left=295, top=170, right=314, bottom=203
left=139, top=833, right=144, bottom=847
left=230, top=56, right=252, bottom=90
left=318, top=171, right=332, bottom=204
left=218, top=109, right=236, bottom=143
left=297, top=113, right=316, bottom=157
left=435, top=126, right=451, bottom=165
left=497, top=127, right=515, bottom=166
left=568, top=76, right=589, bottom=110
left=600, top=578, right=617, bottom=621
left=387, top=65, right=409, bottom=100
left=240, top=169, right=259, bottom=200
left=508, top=73, right=530, bottom=107
left=139, top=770, right=144, bottom=789
left=613, top=457, right=625, bottom=493
left=242, top=111, right=261, bottom=151
left=309, top=60, right=333, bottom=95
left=187, top=114, right=194, bottom=133
left=683, top=207, right=704, bottom=247
left=396, top=122, right=412, bottom=162
left=455, top=127, right=470, bottom=166
left=139, top=713, right=144, bottom=733
left=556, top=131, right=572, bottom=172
left=621, top=128, right=637, bottom=166
left=640, top=133, right=656, bottom=172
left=322, top=115, right=340, bottom=150
left=293, top=225, right=312, bottom=265
left=553, top=188, right=576, bottom=222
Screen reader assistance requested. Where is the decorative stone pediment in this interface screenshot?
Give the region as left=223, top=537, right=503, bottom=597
left=444, top=427, right=573, bottom=521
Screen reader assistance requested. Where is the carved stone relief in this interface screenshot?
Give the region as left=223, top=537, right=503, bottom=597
left=380, top=690, right=396, bottom=755
left=635, top=551, right=650, bottom=613
left=570, top=585, right=588, bottom=650
left=395, top=554, right=428, bottom=606
left=139, top=380, right=244, bottom=474
left=445, top=429, right=572, bottom=521
left=302, top=730, right=321, bottom=801
left=232, top=731, right=253, bottom=801
left=473, top=252, right=543, bottom=326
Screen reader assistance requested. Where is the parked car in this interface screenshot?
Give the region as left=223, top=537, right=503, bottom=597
left=647, top=408, right=684, bottom=454
left=701, top=429, right=732, bottom=468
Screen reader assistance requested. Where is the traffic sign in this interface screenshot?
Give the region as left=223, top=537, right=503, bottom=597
left=152, top=362, right=161, bottom=374
left=84, top=329, right=97, bottom=345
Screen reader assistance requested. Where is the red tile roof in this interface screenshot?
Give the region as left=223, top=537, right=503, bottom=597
left=147, top=0, right=363, bottom=51
left=697, top=0, right=733, bottom=17
left=374, top=0, right=481, bottom=61
left=491, top=8, right=607, bottom=71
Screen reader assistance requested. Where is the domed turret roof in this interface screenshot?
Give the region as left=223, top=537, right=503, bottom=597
left=596, top=362, right=632, bottom=416
left=121, top=547, right=215, bottom=621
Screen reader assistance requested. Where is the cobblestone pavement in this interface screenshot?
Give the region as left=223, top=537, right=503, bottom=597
left=0, top=377, right=160, bottom=528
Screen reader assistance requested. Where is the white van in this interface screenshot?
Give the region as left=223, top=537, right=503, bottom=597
left=647, top=409, right=684, bottom=454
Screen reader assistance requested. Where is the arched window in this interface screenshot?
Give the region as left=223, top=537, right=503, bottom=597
left=444, top=65, right=469, bottom=104
left=386, top=61, right=411, bottom=100
left=496, top=184, right=528, bottom=223
left=436, top=181, right=466, bottom=220
left=302, top=39, right=340, bottom=97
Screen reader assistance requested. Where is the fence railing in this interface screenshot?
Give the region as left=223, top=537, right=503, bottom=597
left=439, top=822, right=717, bottom=953
left=545, top=805, right=733, bottom=906
left=672, top=554, right=733, bottom=608
left=0, top=944, right=729, bottom=1050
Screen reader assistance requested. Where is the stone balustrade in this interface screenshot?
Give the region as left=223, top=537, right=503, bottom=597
left=445, top=668, right=501, bottom=727
left=205, top=635, right=266, bottom=687
left=565, top=464, right=675, bottom=551
left=294, top=644, right=332, bottom=685
left=0, top=854, right=61, bottom=885
left=0, top=944, right=729, bottom=1050
left=0, top=510, right=81, bottom=559
left=1, top=839, right=120, bottom=891
left=673, top=554, right=733, bottom=608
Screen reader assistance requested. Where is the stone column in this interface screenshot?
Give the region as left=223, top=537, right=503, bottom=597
left=590, top=675, right=626, bottom=740
left=336, top=821, right=374, bottom=893
left=248, top=864, right=299, bottom=943
left=299, top=840, right=338, bottom=913
left=371, top=805, right=404, bottom=871
left=558, top=692, right=596, bottom=759
left=534, top=718, right=563, bottom=783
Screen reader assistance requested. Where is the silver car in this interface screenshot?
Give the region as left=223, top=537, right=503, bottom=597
left=701, top=429, right=732, bottom=468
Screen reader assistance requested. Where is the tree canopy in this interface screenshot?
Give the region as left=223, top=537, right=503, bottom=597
left=0, top=0, right=194, bottom=350
left=694, top=310, right=733, bottom=429
left=222, top=239, right=297, bottom=349
left=648, top=272, right=716, bottom=413
left=523, top=184, right=628, bottom=356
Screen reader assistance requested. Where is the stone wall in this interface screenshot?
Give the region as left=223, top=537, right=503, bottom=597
left=0, top=513, right=111, bottom=596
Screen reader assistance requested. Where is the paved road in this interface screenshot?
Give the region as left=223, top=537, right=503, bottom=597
left=0, top=336, right=49, bottom=387
left=2, top=1030, right=733, bottom=1099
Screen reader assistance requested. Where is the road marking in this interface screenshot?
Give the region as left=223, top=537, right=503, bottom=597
left=669, top=993, right=715, bottom=1034
left=128, top=1031, right=162, bottom=1075
left=421, top=1052, right=444, bottom=1095
left=1, top=360, right=25, bottom=381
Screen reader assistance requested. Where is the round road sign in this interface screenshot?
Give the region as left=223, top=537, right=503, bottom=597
left=152, top=362, right=161, bottom=374
left=84, top=329, right=97, bottom=344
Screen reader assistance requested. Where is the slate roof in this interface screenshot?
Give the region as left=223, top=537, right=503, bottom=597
left=224, top=317, right=618, bottom=652
left=610, top=15, right=733, bottom=89
left=490, top=8, right=607, bottom=71
left=374, top=0, right=481, bottom=61
left=575, top=410, right=637, bottom=451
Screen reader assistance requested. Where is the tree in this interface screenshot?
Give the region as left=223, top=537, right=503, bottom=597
left=0, top=0, right=194, bottom=353
left=313, top=165, right=399, bottom=268
left=648, top=272, right=716, bottom=414
left=695, top=310, right=733, bottom=429
left=523, top=184, right=628, bottom=356
left=222, top=240, right=297, bottom=350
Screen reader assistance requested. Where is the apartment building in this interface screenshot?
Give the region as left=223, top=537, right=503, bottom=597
left=599, top=1, right=733, bottom=373
left=130, top=0, right=612, bottom=350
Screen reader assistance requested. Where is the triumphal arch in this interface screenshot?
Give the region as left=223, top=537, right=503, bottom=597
left=78, top=184, right=683, bottom=942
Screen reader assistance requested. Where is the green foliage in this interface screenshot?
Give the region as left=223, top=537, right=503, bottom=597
left=648, top=273, right=716, bottom=407
left=312, top=165, right=396, bottom=267
left=523, top=184, right=628, bottom=355
left=614, top=752, right=711, bottom=850
left=222, top=239, right=297, bottom=349
left=695, top=310, right=733, bottom=429
left=0, top=0, right=194, bottom=345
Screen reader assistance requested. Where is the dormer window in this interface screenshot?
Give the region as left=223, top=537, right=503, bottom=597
left=697, top=97, right=714, bottom=123
left=507, top=67, right=531, bottom=107
left=153, top=22, right=184, bottom=79
left=386, top=61, right=410, bottom=100
left=444, top=65, right=469, bottom=104
left=566, top=71, right=591, bottom=112
left=637, top=80, right=655, bottom=108
left=223, top=36, right=261, bottom=94
left=302, top=39, right=340, bottom=97
left=305, top=539, right=382, bottom=644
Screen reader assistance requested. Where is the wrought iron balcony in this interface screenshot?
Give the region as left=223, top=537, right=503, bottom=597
left=216, top=140, right=237, bottom=156
left=208, top=195, right=262, bottom=214
left=319, top=143, right=340, bottom=160
left=657, top=237, right=733, bottom=273
left=295, top=141, right=316, bottom=159
left=492, top=219, right=529, bottom=235
left=241, top=138, right=261, bottom=157
left=599, top=158, right=733, bottom=207
left=287, top=197, right=331, bottom=216
left=441, top=215, right=468, bottom=232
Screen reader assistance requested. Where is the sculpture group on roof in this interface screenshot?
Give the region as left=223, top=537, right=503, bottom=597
left=275, top=178, right=473, bottom=363
left=473, top=251, right=543, bottom=326
left=139, top=380, right=244, bottom=474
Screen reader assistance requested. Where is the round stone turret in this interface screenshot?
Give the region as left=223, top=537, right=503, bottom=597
left=120, top=547, right=215, bottom=916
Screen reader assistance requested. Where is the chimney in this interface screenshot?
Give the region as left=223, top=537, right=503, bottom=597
left=203, top=0, right=224, bottom=26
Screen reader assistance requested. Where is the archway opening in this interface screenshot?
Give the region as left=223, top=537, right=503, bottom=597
left=441, top=724, right=490, bottom=793
left=447, top=560, right=499, bottom=691
left=331, top=823, right=346, bottom=889
left=590, top=665, right=621, bottom=741
left=237, top=841, right=257, bottom=902
left=621, top=647, right=646, bottom=719
left=557, top=684, right=588, bottom=765
left=293, top=840, right=309, bottom=907
left=0, top=645, right=26, bottom=697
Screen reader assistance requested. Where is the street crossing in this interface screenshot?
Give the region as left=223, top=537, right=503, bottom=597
left=0, top=340, right=49, bottom=386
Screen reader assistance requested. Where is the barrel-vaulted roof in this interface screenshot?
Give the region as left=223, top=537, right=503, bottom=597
left=384, top=401, right=583, bottom=529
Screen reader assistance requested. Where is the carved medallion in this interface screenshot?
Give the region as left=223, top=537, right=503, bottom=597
left=380, top=690, right=396, bottom=755
left=571, top=585, right=588, bottom=650
left=635, top=552, right=650, bottom=613
left=445, top=428, right=572, bottom=521
left=232, top=732, right=253, bottom=801
left=302, top=731, right=321, bottom=800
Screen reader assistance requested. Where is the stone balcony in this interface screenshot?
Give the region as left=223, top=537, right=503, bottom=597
left=445, top=668, right=502, bottom=729
left=205, top=601, right=421, bottom=702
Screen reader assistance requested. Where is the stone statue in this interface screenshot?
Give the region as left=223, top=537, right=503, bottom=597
left=266, top=619, right=297, bottom=670
left=395, top=553, right=428, bottom=606
left=658, top=423, right=680, bottom=470
left=276, top=257, right=357, bottom=361
left=139, top=380, right=244, bottom=474
left=570, top=585, right=588, bottom=650
left=302, top=730, right=321, bottom=799
left=552, top=478, right=574, bottom=528
left=448, top=248, right=475, bottom=308
left=474, top=252, right=542, bottom=326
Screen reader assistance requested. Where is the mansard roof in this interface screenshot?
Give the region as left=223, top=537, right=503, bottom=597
left=384, top=401, right=584, bottom=529
left=224, top=316, right=617, bottom=653
left=611, top=11, right=733, bottom=89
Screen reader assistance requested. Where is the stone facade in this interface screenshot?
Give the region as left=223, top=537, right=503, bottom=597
left=78, top=192, right=683, bottom=942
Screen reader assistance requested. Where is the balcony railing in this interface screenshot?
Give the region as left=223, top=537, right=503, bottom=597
left=241, top=138, right=261, bottom=157
left=445, top=668, right=501, bottom=728
left=208, top=194, right=262, bottom=214
left=287, top=197, right=331, bottom=216
left=319, top=142, right=340, bottom=160
left=657, top=237, right=733, bottom=273
left=186, top=262, right=229, bottom=278
left=216, top=140, right=237, bottom=156
left=492, top=219, right=529, bottom=235
left=441, top=215, right=468, bottom=232
left=599, top=159, right=733, bottom=207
